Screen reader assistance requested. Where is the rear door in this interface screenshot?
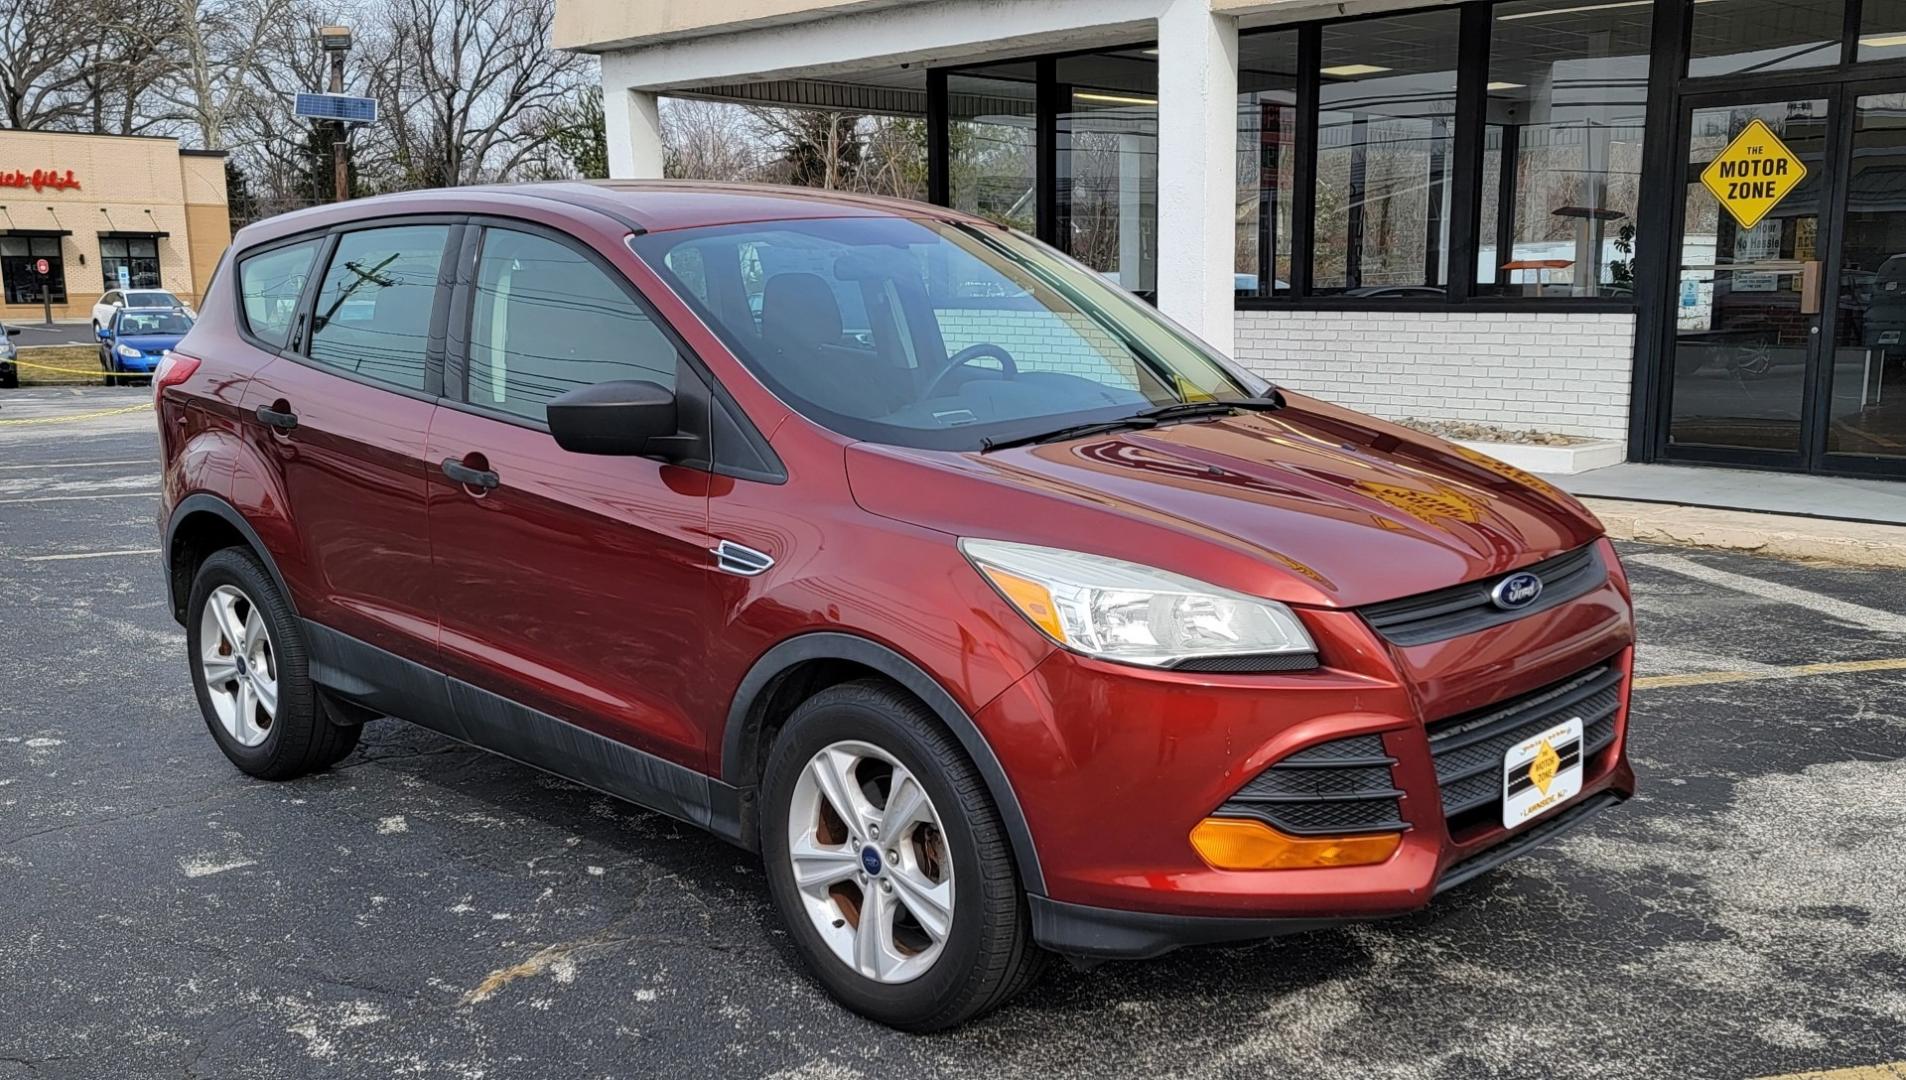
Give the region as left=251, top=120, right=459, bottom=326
left=424, top=220, right=717, bottom=767
left=235, top=219, right=458, bottom=663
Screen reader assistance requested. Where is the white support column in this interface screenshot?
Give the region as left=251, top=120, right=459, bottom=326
left=603, top=86, right=665, bottom=179
left=1155, top=0, right=1238, bottom=356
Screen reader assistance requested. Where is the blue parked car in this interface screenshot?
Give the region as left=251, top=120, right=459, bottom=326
left=98, top=307, right=193, bottom=385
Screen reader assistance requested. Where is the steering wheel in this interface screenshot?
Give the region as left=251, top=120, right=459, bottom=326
left=922, top=342, right=1019, bottom=398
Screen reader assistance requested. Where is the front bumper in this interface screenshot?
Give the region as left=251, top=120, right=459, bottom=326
left=976, top=544, right=1637, bottom=957
left=1032, top=791, right=1624, bottom=959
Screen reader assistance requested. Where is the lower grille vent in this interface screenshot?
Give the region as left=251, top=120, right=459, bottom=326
left=1216, top=733, right=1407, bottom=835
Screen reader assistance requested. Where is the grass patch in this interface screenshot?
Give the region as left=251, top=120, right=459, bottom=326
left=14, top=345, right=107, bottom=386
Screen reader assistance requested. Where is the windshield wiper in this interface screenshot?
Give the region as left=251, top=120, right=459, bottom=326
left=1137, top=394, right=1285, bottom=424
left=979, top=416, right=1159, bottom=454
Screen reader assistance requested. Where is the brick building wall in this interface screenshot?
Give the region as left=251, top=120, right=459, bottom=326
left=1233, top=310, right=1637, bottom=441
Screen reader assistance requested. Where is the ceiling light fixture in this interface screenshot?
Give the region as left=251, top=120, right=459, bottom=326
left=1487, top=81, right=1526, bottom=90
left=1499, top=0, right=1649, bottom=19
left=1859, top=32, right=1906, bottom=46
left=1320, top=63, right=1391, bottom=77
left=1074, top=91, right=1158, bottom=106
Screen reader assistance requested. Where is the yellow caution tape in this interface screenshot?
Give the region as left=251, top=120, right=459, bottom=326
left=7, top=356, right=123, bottom=376
left=0, top=403, right=154, bottom=426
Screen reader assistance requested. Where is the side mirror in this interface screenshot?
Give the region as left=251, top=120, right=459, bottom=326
left=546, top=379, right=690, bottom=458
left=4, top=326, right=18, bottom=337
left=96, top=326, right=111, bottom=341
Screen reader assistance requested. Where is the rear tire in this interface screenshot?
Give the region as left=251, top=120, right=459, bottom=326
left=760, top=679, right=1043, bottom=1031
left=186, top=547, right=355, bottom=779
left=0, top=364, right=15, bottom=389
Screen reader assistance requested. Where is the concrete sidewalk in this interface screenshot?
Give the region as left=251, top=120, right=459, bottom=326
left=1583, top=497, right=1906, bottom=568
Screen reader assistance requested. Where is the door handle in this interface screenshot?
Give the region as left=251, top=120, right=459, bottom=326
left=255, top=404, right=298, bottom=431
left=441, top=457, right=500, bottom=490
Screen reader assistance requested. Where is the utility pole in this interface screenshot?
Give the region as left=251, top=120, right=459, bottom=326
left=319, top=27, right=353, bottom=204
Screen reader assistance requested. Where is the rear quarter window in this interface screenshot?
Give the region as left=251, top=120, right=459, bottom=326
left=237, top=240, right=321, bottom=349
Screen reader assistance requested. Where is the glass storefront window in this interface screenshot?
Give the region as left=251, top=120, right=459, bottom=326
left=1859, top=0, right=1906, bottom=60
left=1314, top=10, right=1460, bottom=296
left=0, top=235, right=67, bottom=305
left=100, top=236, right=162, bottom=290
left=1689, top=0, right=1845, bottom=76
left=1480, top=0, right=1651, bottom=298
left=1056, top=48, right=1159, bottom=297
left=1237, top=31, right=1299, bottom=298
left=948, top=65, right=1038, bottom=233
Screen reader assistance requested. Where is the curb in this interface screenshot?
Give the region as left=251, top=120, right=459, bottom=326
left=1583, top=497, right=1906, bottom=569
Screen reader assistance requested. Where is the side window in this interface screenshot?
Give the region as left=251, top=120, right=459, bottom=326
left=307, top=225, right=449, bottom=391
left=467, top=228, right=678, bottom=425
left=236, top=240, right=321, bottom=349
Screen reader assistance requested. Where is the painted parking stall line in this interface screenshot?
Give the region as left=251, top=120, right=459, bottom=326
left=18, top=548, right=161, bottom=562
left=1628, top=552, right=1906, bottom=634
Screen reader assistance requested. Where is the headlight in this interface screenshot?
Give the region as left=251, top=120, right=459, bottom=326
left=960, top=538, right=1316, bottom=668
left=115, top=343, right=141, bottom=358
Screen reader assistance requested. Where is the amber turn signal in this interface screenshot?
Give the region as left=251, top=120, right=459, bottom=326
left=1189, top=817, right=1401, bottom=870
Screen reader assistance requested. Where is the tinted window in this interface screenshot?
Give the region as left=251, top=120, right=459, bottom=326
left=467, top=228, right=677, bottom=424
left=237, top=240, right=320, bottom=349
left=308, top=226, right=449, bottom=391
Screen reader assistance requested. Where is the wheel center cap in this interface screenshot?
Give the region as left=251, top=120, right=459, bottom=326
left=234, top=655, right=248, bottom=677
left=860, top=846, right=883, bottom=877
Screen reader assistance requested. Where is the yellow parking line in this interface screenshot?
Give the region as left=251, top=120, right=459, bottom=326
left=0, top=403, right=153, bottom=426
left=1636, top=657, right=1906, bottom=690
left=1757, top=1062, right=1906, bottom=1080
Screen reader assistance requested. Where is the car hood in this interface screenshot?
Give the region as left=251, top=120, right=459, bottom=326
left=845, top=391, right=1604, bottom=609
left=118, top=334, right=183, bottom=352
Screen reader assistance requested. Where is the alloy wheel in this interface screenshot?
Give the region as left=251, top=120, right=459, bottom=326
left=198, top=584, right=279, bottom=747
left=786, top=740, right=955, bottom=984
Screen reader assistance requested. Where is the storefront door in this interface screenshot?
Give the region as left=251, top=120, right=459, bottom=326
left=1659, top=86, right=1906, bottom=478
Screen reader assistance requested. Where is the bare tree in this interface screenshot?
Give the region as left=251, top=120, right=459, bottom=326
left=663, top=98, right=768, bottom=182
left=135, top=0, right=301, bottom=151
left=373, top=0, right=591, bottom=187
left=0, top=0, right=99, bottom=129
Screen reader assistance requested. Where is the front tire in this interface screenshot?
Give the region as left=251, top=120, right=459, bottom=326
left=760, top=680, right=1042, bottom=1031
left=185, top=548, right=355, bottom=778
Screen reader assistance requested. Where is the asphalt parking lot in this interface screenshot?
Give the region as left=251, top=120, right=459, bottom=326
left=2, top=386, right=1903, bottom=1080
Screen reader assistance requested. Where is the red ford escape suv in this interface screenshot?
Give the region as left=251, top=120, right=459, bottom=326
left=156, top=182, right=1635, bottom=1031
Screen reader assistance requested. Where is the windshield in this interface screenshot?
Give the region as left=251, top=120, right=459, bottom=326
left=118, top=311, right=192, bottom=335
left=632, top=217, right=1268, bottom=450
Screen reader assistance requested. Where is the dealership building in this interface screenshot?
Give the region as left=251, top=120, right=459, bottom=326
left=561, top=0, right=1906, bottom=481
left=0, top=130, right=230, bottom=323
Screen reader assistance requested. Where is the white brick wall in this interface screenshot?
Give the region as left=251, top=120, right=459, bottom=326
left=1232, top=309, right=1638, bottom=441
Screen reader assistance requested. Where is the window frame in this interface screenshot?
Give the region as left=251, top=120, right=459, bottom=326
left=445, top=217, right=694, bottom=435
left=442, top=215, right=787, bottom=483
left=282, top=214, right=464, bottom=402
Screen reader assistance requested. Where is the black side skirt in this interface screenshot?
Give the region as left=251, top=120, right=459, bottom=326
left=302, top=621, right=746, bottom=848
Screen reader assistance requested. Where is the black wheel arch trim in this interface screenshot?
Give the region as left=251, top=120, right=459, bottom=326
left=163, top=492, right=297, bottom=626
left=721, top=631, right=1048, bottom=896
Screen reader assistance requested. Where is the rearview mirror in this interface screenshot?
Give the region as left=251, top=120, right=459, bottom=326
left=546, top=379, right=690, bottom=458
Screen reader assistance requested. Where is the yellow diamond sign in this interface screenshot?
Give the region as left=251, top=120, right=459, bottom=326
left=1700, top=118, right=1807, bottom=231
left=1528, top=738, right=1560, bottom=796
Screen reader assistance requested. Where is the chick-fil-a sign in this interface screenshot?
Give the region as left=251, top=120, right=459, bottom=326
left=0, top=168, right=80, bottom=193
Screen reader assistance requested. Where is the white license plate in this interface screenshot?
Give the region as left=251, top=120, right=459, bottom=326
left=1502, top=716, right=1584, bottom=829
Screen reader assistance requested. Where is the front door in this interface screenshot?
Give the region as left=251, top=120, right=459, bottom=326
left=1658, top=88, right=1906, bottom=477
left=424, top=222, right=717, bottom=769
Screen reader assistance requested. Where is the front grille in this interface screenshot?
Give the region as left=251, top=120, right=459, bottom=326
left=1215, top=733, right=1408, bottom=836
left=1427, top=663, right=1623, bottom=833
left=1359, top=545, right=1606, bottom=647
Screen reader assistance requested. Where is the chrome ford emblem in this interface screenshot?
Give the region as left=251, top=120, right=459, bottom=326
left=1491, top=571, right=1544, bottom=611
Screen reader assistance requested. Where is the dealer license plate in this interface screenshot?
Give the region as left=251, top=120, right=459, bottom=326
left=1501, top=716, right=1584, bottom=830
